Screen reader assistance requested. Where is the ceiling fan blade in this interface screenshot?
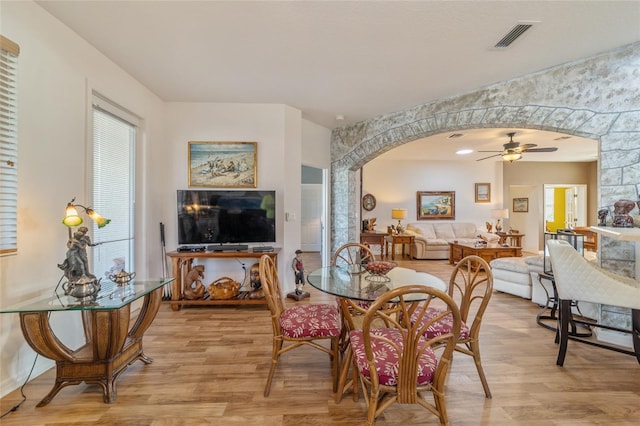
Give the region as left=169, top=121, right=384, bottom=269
left=525, top=147, right=558, bottom=153
left=476, top=153, right=502, bottom=161
left=519, top=143, right=538, bottom=150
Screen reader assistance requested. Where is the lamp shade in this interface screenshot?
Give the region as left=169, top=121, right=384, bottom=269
left=391, top=209, right=407, bottom=220
left=62, top=204, right=83, bottom=227
left=491, top=209, right=509, bottom=219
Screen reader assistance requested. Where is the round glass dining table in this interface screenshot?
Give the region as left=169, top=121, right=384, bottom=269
left=306, top=265, right=447, bottom=302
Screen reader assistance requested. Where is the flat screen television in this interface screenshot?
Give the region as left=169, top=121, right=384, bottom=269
left=177, top=190, right=275, bottom=245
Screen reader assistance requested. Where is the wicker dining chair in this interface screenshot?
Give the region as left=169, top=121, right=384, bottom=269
left=332, top=242, right=377, bottom=346
left=258, top=254, right=341, bottom=396
left=332, top=242, right=376, bottom=270
left=330, top=242, right=377, bottom=400
left=411, top=255, right=494, bottom=398
left=349, top=285, right=461, bottom=425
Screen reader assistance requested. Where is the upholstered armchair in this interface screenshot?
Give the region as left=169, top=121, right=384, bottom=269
left=547, top=239, right=640, bottom=366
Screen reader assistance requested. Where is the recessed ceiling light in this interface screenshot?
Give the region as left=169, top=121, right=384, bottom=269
left=456, top=149, right=473, bottom=155
left=335, top=115, right=345, bottom=121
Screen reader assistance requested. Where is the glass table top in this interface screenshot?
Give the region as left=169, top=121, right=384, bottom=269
left=0, top=278, right=175, bottom=313
left=307, top=266, right=446, bottom=302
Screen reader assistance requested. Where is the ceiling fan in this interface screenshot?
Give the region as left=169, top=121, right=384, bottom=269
left=477, top=132, right=558, bottom=162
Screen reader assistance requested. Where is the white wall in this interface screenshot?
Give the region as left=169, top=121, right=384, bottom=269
left=158, top=102, right=302, bottom=283
left=0, top=1, right=331, bottom=397
left=0, top=1, right=166, bottom=396
left=363, top=159, right=504, bottom=232
left=301, top=120, right=332, bottom=168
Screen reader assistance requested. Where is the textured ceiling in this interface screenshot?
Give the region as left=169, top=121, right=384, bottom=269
left=35, top=1, right=638, bottom=161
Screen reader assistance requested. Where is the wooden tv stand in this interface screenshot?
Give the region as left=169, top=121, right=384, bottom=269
left=165, top=250, right=279, bottom=310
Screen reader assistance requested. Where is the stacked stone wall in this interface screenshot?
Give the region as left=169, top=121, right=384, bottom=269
left=330, top=43, right=640, bottom=276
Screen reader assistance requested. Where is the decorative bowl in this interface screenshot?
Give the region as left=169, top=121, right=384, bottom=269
left=364, top=261, right=397, bottom=282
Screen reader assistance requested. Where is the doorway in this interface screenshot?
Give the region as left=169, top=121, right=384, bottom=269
left=301, top=165, right=329, bottom=265
left=543, top=184, right=588, bottom=231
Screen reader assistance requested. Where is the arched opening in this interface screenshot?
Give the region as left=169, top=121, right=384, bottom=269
left=359, top=128, right=597, bottom=253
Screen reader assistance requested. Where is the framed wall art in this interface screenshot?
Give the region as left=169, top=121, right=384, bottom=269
left=188, top=141, right=257, bottom=188
left=475, top=183, right=491, bottom=203
left=416, top=191, right=455, bottom=220
left=513, top=197, right=529, bottom=213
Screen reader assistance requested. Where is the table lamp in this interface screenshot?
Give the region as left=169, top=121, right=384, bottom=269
left=491, top=209, right=509, bottom=232
left=58, top=198, right=110, bottom=301
left=391, top=208, right=407, bottom=234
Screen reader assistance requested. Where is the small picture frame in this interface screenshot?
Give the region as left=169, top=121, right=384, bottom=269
left=188, top=141, right=257, bottom=188
left=475, top=183, right=491, bottom=203
left=513, top=197, right=529, bottom=213
left=417, top=191, right=455, bottom=220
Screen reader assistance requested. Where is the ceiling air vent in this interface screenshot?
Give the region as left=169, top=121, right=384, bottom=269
left=494, top=23, right=534, bottom=48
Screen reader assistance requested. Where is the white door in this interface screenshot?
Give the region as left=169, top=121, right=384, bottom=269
left=301, top=184, right=322, bottom=252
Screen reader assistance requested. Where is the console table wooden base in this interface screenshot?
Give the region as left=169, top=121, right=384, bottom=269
left=18, top=288, right=163, bottom=407
left=166, top=250, right=279, bottom=310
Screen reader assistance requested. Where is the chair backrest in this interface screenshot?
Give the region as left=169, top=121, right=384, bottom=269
left=332, top=242, right=376, bottom=269
left=449, top=255, right=493, bottom=337
left=360, top=285, right=461, bottom=402
left=259, top=254, right=285, bottom=332
left=547, top=239, right=640, bottom=309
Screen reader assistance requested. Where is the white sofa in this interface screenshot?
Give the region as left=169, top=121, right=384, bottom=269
left=403, top=222, right=499, bottom=260
left=490, top=255, right=544, bottom=300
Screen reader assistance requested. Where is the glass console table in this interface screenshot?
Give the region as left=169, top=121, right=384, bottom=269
left=0, top=278, right=174, bottom=407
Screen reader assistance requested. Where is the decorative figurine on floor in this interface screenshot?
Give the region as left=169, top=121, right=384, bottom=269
left=597, top=208, right=609, bottom=226
left=183, top=265, right=205, bottom=300
left=288, top=249, right=309, bottom=301
left=612, top=199, right=635, bottom=228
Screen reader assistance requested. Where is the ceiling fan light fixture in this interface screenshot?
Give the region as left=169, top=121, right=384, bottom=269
left=502, top=152, right=522, bottom=162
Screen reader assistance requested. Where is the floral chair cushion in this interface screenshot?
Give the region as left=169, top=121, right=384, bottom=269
left=280, top=304, right=340, bottom=338
left=349, top=328, right=438, bottom=386
left=412, top=307, right=470, bottom=340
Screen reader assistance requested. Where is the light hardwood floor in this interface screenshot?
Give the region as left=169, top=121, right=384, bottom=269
left=1, top=252, right=639, bottom=425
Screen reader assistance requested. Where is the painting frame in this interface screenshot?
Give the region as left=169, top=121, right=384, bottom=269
left=513, top=197, right=529, bottom=213
left=417, top=191, right=455, bottom=220
left=188, top=141, right=257, bottom=188
left=475, top=183, right=491, bottom=203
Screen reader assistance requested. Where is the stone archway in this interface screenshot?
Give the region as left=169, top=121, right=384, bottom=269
left=330, top=42, right=640, bottom=276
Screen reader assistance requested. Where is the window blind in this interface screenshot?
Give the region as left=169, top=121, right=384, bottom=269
left=91, top=93, right=138, bottom=277
left=0, top=35, right=19, bottom=255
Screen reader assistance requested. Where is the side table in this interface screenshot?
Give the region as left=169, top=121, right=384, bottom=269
left=360, top=232, right=387, bottom=257
left=385, top=234, right=415, bottom=260
left=0, top=278, right=174, bottom=406
left=496, top=232, right=525, bottom=247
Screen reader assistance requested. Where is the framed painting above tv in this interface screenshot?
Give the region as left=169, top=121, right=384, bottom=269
left=188, top=141, right=257, bottom=188
left=417, top=191, right=455, bottom=220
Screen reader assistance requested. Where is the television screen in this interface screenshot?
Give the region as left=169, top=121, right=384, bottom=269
left=177, top=190, right=275, bottom=245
